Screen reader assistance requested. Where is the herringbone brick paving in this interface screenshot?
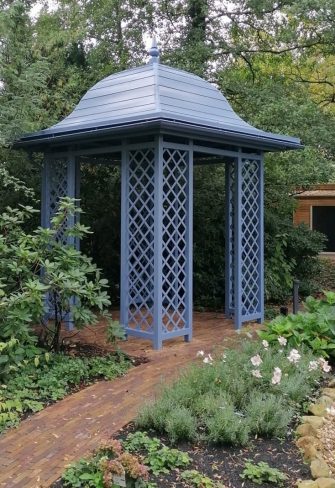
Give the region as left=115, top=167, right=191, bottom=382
left=0, top=312, right=241, bottom=488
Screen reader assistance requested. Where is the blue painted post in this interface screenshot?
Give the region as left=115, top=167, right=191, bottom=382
left=153, top=136, right=163, bottom=349
left=258, top=154, right=265, bottom=323
left=234, top=155, right=243, bottom=329
left=185, top=141, right=193, bottom=342
left=224, top=161, right=234, bottom=318
left=120, top=144, right=129, bottom=333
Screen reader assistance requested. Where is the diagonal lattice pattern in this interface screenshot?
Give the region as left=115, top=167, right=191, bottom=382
left=44, top=158, right=78, bottom=330
left=127, top=149, right=155, bottom=332
left=162, top=149, right=188, bottom=333
left=241, top=159, right=261, bottom=316
left=48, top=159, right=69, bottom=244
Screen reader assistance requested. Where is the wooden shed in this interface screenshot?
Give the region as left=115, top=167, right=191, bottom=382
left=294, top=184, right=335, bottom=257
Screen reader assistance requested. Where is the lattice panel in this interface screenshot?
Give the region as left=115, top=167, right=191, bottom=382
left=162, top=149, right=188, bottom=333
left=127, top=149, right=155, bottom=332
left=226, top=163, right=235, bottom=313
left=48, top=159, right=69, bottom=244
left=241, top=159, right=261, bottom=316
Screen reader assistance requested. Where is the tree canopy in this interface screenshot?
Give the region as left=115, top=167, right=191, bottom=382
left=1, top=0, right=334, bottom=304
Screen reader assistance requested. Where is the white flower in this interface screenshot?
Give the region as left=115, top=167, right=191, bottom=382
left=318, top=357, right=331, bottom=373
left=326, top=405, right=335, bottom=416
left=287, top=349, right=301, bottom=364
left=271, top=367, right=282, bottom=385
left=203, top=355, right=213, bottom=365
left=252, top=369, right=262, bottom=378
left=278, top=336, right=287, bottom=346
left=222, top=353, right=227, bottom=362
left=250, top=354, right=263, bottom=367
left=308, top=360, right=319, bottom=371
left=197, top=350, right=204, bottom=357
left=262, top=340, right=269, bottom=349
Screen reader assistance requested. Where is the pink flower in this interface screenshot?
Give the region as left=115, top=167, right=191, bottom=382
left=318, top=357, right=331, bottom=373
left=262, top=340, right=269, bottom=349
left=250, top=354, right=262, bottom=367
left=271, top=367, right=282, bottom=385
left=278, top=336, right=287, bottom=346
left=252, top=369, right=262, bottom=378
left=287, top=349, right=301, bottom=364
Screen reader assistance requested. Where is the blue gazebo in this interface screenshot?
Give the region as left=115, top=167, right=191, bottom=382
left=16, top=42, right=302, bottom=349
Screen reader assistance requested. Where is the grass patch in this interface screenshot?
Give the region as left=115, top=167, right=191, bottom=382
left=0, top=353, right=131, bottom=433
left=136, top=340, right=324, bottom=445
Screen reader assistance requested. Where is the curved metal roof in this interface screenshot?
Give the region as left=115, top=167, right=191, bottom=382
left=16, top=45, right=302, bottom=151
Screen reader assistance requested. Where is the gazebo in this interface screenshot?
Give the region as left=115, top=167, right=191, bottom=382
left=16, top=41, right=302, bottom=349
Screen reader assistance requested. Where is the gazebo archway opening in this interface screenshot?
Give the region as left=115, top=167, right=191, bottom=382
left=16, top=42, right=301, bottom=349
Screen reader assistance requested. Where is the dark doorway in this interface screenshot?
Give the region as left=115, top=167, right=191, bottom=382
left=312, top=206, right=335, bottom=252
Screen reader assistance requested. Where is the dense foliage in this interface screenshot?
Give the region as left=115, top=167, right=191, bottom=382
left=1, top=0, right=335, bottom=305
left=0, top=195, right=116, bottom=362
left=0, top=353, right=130, bottom=434
left=260, top=291, right=335, bottom=358
left=136, top=341, right=325, bottom=446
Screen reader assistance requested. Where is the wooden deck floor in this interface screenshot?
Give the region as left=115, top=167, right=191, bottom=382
left=0, top=313, right=247, bottom=488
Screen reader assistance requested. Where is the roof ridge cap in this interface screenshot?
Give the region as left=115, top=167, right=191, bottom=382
left=153, top=61, right=161, bottom=113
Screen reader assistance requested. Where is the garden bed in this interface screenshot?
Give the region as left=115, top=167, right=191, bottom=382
left=52, top=423, right=311, bottom=488
left=118, top=426, right=310, bottom=488
left=0, top=343, right=142, bottom=435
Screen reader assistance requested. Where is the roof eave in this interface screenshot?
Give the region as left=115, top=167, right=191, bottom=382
left=14, top=117, right=302, bottom=152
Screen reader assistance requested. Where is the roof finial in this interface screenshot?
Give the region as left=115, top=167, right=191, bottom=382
left=148, top=37, right=160, bottom=63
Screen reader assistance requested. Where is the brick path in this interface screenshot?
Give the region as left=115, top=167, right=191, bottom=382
left=0, top=313, right=241, bottom=488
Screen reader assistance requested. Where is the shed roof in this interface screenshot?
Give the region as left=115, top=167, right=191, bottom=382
left=295, top=184, right=335, bottom=198
left=16, top=47, right=302, bottom=151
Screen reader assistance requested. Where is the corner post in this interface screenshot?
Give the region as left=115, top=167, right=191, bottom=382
left=257, top=154, right=265, bottom=323
left=225, top=160, right=235, bottom=318
left=120, top=142, right=129, bottom=332
left=234, top=154, right=243, bottom=329
left=185, top=140, right=194, bottom=342
left=153, top=135, right=163, bottom=349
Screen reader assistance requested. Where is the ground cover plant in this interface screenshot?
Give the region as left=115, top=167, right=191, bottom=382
left=0, top=352, right=130, bottom=434
left=240, top=460, right=287, bottom=485
left=136, top=340, right=327, bottom=446
left=260, top=291, right=335, bottom=358
left=58, top=431, right=225, bottom=488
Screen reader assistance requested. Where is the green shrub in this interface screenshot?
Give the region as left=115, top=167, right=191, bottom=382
left=180, top=469, right=223, bottom=487
left=136, top=341, right=324, bottom=446
left=240, top=460, right=287, bottom=485
left=245, top=394, right=293, bottom=437
left=0, top=197, right=115, bottom=359
left=122, top=431, right=190, bottom=476
left=259, top=291, right=335, bottom=358
left=165, top=406, right=197, bottom=443
left=62, top=458, right=103, bottom=488
left=136, top=396, right=174, bottom=432
left=205, top=406, right=250, bottom=446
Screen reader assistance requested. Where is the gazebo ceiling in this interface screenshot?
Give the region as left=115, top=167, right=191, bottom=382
left=16, top=43, right=302, bottom=152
